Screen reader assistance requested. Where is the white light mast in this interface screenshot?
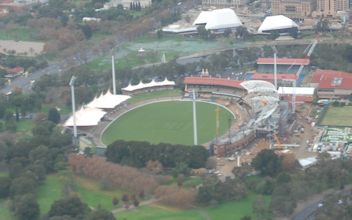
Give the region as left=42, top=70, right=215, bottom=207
left=274, top=52, right=278, bottom=89
left=69, top=76, right=77, bottom=140
left=112, top=55, right=117, bottom=95
left=192, top=89, right=198, bottom=145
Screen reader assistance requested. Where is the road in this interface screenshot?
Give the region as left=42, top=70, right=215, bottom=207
left=2, top=37, right=351, bottom=95
left=290, top=185, right=352, bottom=220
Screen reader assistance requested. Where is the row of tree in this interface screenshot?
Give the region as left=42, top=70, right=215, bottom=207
left=105, top=140, right=209, bottom=169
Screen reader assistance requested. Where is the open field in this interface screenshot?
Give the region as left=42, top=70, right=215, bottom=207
left=102, top=101, right=234, bottom=146
left=76, top=176, right=126, bottom=210
left=0, top=27, right=35, bottom=41
left=320, top=106, right=352, bottom=127
left=37, top=174, right=127, bottom=214
left=116, top=193, right=270, bottom=220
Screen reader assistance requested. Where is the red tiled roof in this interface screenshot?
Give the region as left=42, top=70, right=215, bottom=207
left=257, top=57, right=310, bottom=65
left=252, top=73, right=296, bottom=81
left=8, top=66, right=24, bottom=75
left=312, top=69, right=352, bottom=90
left=184, top=76, right=243, bottom=89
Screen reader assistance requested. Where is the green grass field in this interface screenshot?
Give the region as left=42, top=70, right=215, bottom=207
left=320, top=106, right=352, bottom=127
left=37, top=174, right=127, bottom=214
left=0, top=27, right=35, bottom=41
left=76, top=176, right=126, bottom=210
left=102, top=101, right=234, bottom=146
left=127, top=89, right=182, bottom=104
left=117, top=193, right=270, bottom=220
left=37, top=175, right=64, bottom=214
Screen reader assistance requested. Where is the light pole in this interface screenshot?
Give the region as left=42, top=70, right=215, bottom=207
left=192, top=89, right=198, bottom=145
left=274, top=52, right=278, bottom=89
left=69, top=76, right=77, bottom=141
left=112, top=55, right=117, bottom=95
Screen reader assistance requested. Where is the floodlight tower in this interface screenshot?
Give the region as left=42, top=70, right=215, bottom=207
left=111, top=56, right=117, bottom=95
left=274, top=52, right=278, bottom=89
left=69, top=76, right=77, bottom=140
left=192, top=89, right=198, bottom=145
left=292, top=65, right=304, bottom=113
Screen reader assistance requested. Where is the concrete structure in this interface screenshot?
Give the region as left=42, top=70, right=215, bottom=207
left=314, top=0, right=349, bottom=17
left=311, top=69, right=352, bottom=99
left=271, top=0, right=313, bottom=19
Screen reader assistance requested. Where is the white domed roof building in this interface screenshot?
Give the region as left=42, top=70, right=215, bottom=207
left=194, top=8, right=242, bottom=32
left=258, top=15, right=298, bottom=34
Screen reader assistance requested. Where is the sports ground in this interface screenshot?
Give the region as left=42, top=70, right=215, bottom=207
left=102, top=101, right=234, bottom=146
left=320, top=106, right=352, bottom=127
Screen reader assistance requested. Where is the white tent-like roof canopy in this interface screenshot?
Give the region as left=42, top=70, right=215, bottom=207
left=122, top=78, right=175, bottom=92
left=258, top=15, right=298, bottom=33
left=193, top=8, right=242, bottom=30
left=87, top=90, right=130, bottom=109
left=64, top=107, right=106, bottom=127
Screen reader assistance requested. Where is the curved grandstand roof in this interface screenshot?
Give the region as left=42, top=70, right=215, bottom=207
left=184, top=76, right=243, bottom=89
left=193, top=8, right=242, bottom=30
left=240, top=80, right=277, bottom=93
left=258, top=15, right=298, bottom=33
left=122, top=78, right=175, bottom=92
left=86, top=90, right=130, bottom=109
left=64, top=107, right=106, bottom=127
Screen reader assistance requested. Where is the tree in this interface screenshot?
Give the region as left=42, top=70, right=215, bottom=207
left=86, top=208, right=116, bottom=220
left=315, top=18, right=330, bottom=33
left=13, top=194, right=40, bottom=220
left=252, top=149, right=282, bottom=177
left=112, top=197, right=119, bottom=206
left=133, top=199, right=140, bottom=207
left=48, top=196, right=90, bottom=219
left=236, top=26, right=249, bottom=40
left=0, top=176, right=10, bottom=198
left=47, top=107, right=61, bottom=124
left=83, top=147, right=93, bottom=157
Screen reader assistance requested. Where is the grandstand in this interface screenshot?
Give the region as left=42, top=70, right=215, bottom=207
left=212, top=80, right=281, bottom=156
left=184, top=76, right=245, bottom=98
left=256, top=57, right=310, bottom=74
left=121, top=78, right=175, bottom=95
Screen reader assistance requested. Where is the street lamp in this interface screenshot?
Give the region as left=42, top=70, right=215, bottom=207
left=69, top=76, right=77, bottom=141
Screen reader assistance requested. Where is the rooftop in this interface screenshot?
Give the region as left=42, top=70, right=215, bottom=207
left=312, top=69, right=352, bottom=90
left=257, top=57, right=310, bottom=66
left=184, top=76, right=243, bottom=89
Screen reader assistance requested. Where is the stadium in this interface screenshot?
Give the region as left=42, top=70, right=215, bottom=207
left=64, top=66, right=287, bottom=157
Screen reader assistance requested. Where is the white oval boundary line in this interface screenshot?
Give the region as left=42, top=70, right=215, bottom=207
left=99, top=98, right=236, bottom=147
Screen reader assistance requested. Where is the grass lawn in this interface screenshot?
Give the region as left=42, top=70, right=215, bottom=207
left=16, top=120, right=34, bottom=132
left=37, top=175, right=64, bottom=214
left=127, top=89, right=182, bottom=104
left=37, top=174, right=128, bottom=214
left=0, top=199, right=15, bottom=220
left=102, top=101, right=234, bottom=146
left=116, top=193, right=270, bottom=220
left=320, top=106, right=352, bottom=126
left=76, top=176, right=126, bottom=210
left=0, top=27, right=36, bottom=41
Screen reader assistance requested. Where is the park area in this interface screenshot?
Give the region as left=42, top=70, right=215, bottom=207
left=320, top=106, right=352, bottom=127
left=102, top=101, right=234, bottom=146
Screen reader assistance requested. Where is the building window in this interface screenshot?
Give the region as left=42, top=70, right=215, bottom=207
left=285, top=6, right=297, bottom=12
